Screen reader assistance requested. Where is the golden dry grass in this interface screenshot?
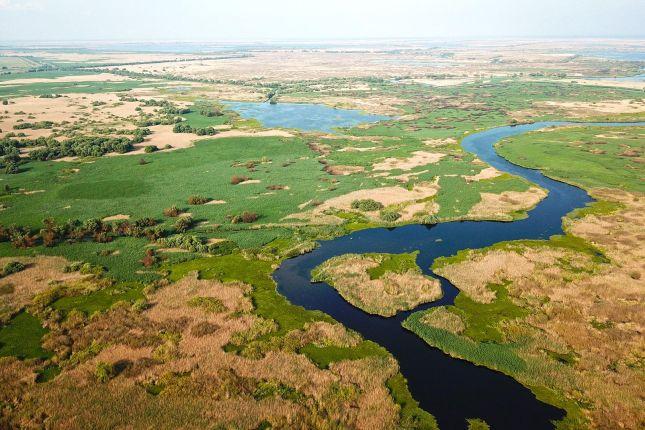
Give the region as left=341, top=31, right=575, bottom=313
left=2, top=273, right=403, bottom=429
left=0, top=256, right=84, bottom=322
left=313, top=254, right=442, bottom=317
left=420, top=308, right=465, bottom=334
left=435, top=190, right=645, bottom=429
left=467, top=187, right=547, bottom=221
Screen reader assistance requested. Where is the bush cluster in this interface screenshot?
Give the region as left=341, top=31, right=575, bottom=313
left=230, top=175, right=250, bottom=185
left=1, top=261, right=25, bottom=277
left=351, top=199, right=384, bottom=211
left=187, top=195, right=210, bottom=205
left=0, top=217, right=166, bottom=249
left=173, top=122, right=217, bottom=136
left=380, top=210, right=402, bottom=222
left=230, top=211, right=259, bottom=224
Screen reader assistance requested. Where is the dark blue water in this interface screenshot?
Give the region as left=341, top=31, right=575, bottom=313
left=222, top=101, right=389, bottom=133
left=273, top=121, right=645, bottom=429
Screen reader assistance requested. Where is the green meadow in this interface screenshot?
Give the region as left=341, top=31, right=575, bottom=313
left=497, top=126, right=645, bottom=192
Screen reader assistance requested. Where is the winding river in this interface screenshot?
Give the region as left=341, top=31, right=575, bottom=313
left=273, top=121, right=644, bottom=429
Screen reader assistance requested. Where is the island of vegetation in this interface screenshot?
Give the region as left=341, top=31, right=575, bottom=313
left=311, top=252, right=442, bottom=317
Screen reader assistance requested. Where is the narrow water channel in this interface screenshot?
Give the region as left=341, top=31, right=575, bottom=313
left=273, top=121, right=644, bottom=429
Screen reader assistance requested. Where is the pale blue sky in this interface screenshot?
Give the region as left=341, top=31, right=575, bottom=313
left=0, top=0, right=643, bottom=42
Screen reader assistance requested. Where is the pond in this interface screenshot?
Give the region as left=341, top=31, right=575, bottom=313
left=222, top=101, right=389, bottom=133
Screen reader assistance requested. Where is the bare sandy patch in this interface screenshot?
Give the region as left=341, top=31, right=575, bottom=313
left=22, top=189, right=45, bottom=195
left=553, top=78, right=645, bottom=90
left=205, top=199, right=226, bottom=205
left=373, top=151, right=445, bottom=171
left=537, top=99, right=645, bottom=117
left=399, top=200, right=439, bottom=222
left=325, top=165, right=365, bottom=175
left=213, top=129, right=294, bottom=139
left=410, top=77, right=475, bottom=87
left=0, top=256, right=85, bottom=322
left=102, top=214, right=130, bottom=222
left=337, top=146, right=379, bottom=152
left=238, top=179, right=261, bottom=185
left=0, top=93, right=148, bottom=139
left=0, top=73, right=131, bottom=86
left=468, top=187, right=547, bottom=221
left=390, top=169, right=428, bottom=182
left=424, top=138, right=458, bottom=147
left=311, top=181, right=440, bottom=214
left=464, top=167, right=502, bottom=182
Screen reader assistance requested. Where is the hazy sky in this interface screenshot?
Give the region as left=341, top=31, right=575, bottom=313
left=0, top=0, right=643, bottom=42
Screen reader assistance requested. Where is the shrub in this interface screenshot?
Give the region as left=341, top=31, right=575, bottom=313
left=351, top=199, right=384, bottom=211
left=140, top=249, right=159, bottom=267
left=4, top=163, right=19, bottom=174
left=163, top=205, right=182, bottom=217
left=174, top=216, right=194, bottom=233
left=173, top=122, right=193, bottom=133
left=207, top=239, right=238, bottom=256
left=187, top=296, right=226, bottom=313
left=158, top=234, right=207, bottom=253
left=95, top=361, right=115, bottom=383
left=230, top=211, right=259, bottom=224
left=131, top=298, right=149, bottom=312
left=2, top=261, right=25, bottom=277
left=230, top=175, right=250, bottom=185
left=187, top=195, right=209, bottom=205
left=144, top=145, right=158, bottom=153
left=63, top=261, right=105, bottom=276
left=380, top=210, right=401, bottom=222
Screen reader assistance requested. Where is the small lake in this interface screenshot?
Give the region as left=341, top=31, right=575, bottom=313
left=588, top=72, right=645, bottom=83
left=222, top=101, right=389, bottom=133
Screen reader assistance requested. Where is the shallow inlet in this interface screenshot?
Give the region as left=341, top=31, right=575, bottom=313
left=270, top=118, right=645, bottom=429
left=222, top=101, right=389, bottom=133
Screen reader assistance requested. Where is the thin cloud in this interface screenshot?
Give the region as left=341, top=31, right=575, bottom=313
left=0, top=0, right=42, bottom=11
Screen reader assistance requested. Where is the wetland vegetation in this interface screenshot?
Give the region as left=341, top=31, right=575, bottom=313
left=0, top=39, right=643, bottom=430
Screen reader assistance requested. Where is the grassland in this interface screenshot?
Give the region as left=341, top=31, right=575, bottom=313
left=496, top=126, right=645, bottom=192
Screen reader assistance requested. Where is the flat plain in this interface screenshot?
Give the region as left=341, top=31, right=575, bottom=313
left=0, top=39, right=643, bottom=430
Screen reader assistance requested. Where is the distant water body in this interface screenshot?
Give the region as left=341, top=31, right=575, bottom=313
left=222, top=101, right=389, bottom=133
left=580, top=50, right=645, bottom=62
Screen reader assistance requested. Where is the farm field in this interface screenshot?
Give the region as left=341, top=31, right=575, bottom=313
left=0, top=36, right=643, bottom=430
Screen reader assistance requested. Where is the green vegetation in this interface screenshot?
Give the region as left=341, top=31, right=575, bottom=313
left=366, top=251, right=419, bottom=279
left=187, top=296, right=226, bottom=313
left=351, top=198, right=383, bottom=211
left=0, top=79, right=155, bottom=98
left=466, top=418, right=491, bottom=430
left=51, top=282, right=145, bottom=315
left=168, top=253, right=332, bottom=336
left=497, top=126, right=645, bottom=192
left=440, top=282, right=528, bottom=343
left=386, top=372, right=439, bottom=430
left=403, top=310, right=528, bottom=375
left=0, top=311, right=51, bottom=359
left=299, top=340, right=387, bottom=369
